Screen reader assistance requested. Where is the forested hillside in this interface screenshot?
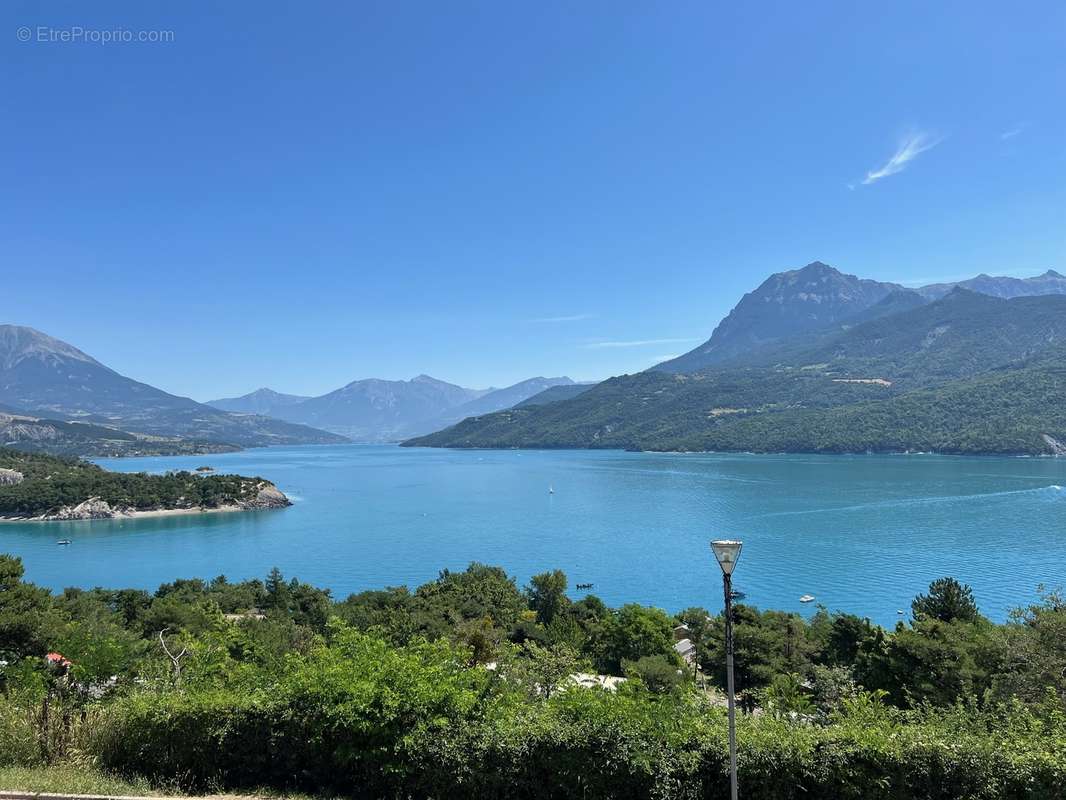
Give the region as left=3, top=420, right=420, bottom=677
left=408, top=287, right=1066, bottom=455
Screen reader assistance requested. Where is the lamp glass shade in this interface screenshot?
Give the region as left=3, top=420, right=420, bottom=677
left=710, top=540, right=743, bottom=575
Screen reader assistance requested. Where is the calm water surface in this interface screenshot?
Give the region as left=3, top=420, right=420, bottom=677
left=3, top=445, right=1064, bottom=625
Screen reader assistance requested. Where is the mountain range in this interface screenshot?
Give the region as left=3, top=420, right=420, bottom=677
left=0, top=325, right=347, bottom=455
left=406, top=263, right=1066, bottom=455
left=208, top=375, right=576, bottom=442
left=9, top=261, right=1066, bottom=457
left=653, top=262, right=1066, bottom=374
left=0, top=324, right=576, bottom=454
left=207, top=388, right=311, bottom=416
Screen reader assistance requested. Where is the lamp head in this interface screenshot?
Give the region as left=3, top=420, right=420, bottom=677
left=710, top=539, right=743, bottom=575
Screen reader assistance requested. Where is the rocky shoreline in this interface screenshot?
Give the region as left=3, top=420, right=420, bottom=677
left=0, top=481, right=291, bottom=522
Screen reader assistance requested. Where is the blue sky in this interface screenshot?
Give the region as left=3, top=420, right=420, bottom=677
left=3, top=2, right=1064, bottom=400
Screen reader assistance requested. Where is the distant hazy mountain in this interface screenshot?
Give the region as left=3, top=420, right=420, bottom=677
left=409, top=377, right=576, bottom=435
left=408, top=269, right=1066, bottom=456
left=269, top=374, right=481, bottom=442
left=453, top=377, right=575, bottom=417
left=0, top=325, right=347, bottom=452
left=248, top=374, right=576, bottom=442
left=917, top=270, right=1066, bottom=300
left=654, top=262, right=902, bottom=373
left=515, top=382, right=596, bottom=408
left=208, top=388, right=311, bottom=416
left=839, top=289, right=930, bottom=327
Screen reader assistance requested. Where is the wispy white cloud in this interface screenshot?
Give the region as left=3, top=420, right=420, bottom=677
left=582, top=338, right=698, bottom=350
left=1000, top=123, right=1027, bottom=140
left=532, top=313, right=593, bottom=323
left=861, top=131, right=944, bottom=185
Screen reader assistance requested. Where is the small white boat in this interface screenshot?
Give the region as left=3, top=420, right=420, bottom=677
left=56, top=540, right=72, bottom=546
left=897, top=609, right=905, bottom=615
left=549, top=485, right=554, bottom=494
left=799, top=594, right=815, bottom=603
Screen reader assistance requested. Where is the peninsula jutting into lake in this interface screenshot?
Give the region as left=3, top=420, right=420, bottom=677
left=0, top=448, right=290, bottom=521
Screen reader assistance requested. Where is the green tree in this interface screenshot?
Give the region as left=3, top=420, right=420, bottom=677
left=763, top=672, right=815, bottom=716
left=854, top=618, right=1004, bottom=707
left=623, top=654, right=685, bottom=694
left=702, top=606, right=814, bottom=693
left=0, top=555, right=54, bottom=662
left=527, top=570, right=570, bottom=626
left=508, top=641, right=581, bottom=699
left=823, top=612, right=876, bottom=666
left=993, top=587, right=1066, bottom=703
left=413, top=563, right=526, bottom=637
left=912, top=577, right=980, bottom=623
left=264, top=567, right=291, bottom=613
left=597, top=604, right=677, bottom=674
left=335, top=587, right=416, bottom=643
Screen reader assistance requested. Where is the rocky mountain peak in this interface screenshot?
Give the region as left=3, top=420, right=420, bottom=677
left=793, top=261, right=836, bottom=276
left=0, top=324, right=102, bottom=371
left=654, top=261, right=901, bottom=373
left=411, top=374, right=458, bottom=387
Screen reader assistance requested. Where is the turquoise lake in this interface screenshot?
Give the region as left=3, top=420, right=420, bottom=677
left=3, top=445, right=1064, bottom=625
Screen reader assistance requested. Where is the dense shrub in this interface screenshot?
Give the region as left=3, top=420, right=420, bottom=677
left=6, top=557, right=1066, bottom=798
left=92, top=635, right=1066, bottom=800
left=93, top=628, right=489, bottom=796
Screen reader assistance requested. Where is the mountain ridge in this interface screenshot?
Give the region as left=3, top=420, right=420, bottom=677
left=653, top=263, right=1066, bottom=375
left=653, top=262, right=904, bottom=373
left=0, top=325, right=346, bottom=454
left=212, top=375, right=577, bottom=443
left=405, top=266, right=1066, bottom=455
left=207, top=388, right=312, bottom=416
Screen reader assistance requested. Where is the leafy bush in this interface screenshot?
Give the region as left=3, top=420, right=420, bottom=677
left=92, top=631, right=1066, bottom=799
left=94, top=627, right=488, bottom=795
left=6, top=558, right=1066, bottom=798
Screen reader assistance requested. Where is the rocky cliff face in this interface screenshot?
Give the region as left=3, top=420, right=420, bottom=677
left=653, top=263, right=1066, bottom=375
left=655, top=263, right=903, bottom=373
left=47, top=497, right=126, bottom=520
left=0, top=468, right=24, bottom=485
left=243, top=482, right=292, bottom=510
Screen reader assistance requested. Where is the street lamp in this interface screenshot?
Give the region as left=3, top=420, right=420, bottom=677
left=711, top=539, right=742, bottom=800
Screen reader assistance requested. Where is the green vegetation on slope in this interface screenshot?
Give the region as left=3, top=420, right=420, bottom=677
left=2, top=555, right=1065, bottom=798
left=0, top=448, right=278, bottom=517
left=407, top=292, right=1066, bottom=455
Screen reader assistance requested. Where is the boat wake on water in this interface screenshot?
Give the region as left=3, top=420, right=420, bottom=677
left=756, top=485, right=1066, bottom=518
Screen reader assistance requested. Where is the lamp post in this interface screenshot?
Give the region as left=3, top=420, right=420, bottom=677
left=711, top=539, right=742, bottom=800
